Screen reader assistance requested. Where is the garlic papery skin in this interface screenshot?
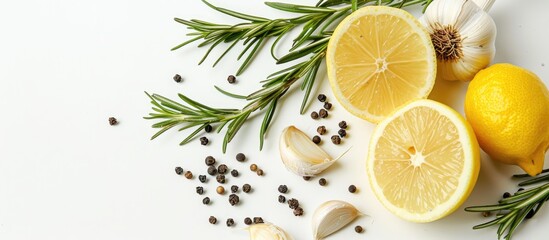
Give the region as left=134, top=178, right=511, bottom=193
left=279, top=126, right=336, bottom=176
left=472, top=0, right=495, bottom=11
left=248, top=223, right=293, bottom=240
left=420, top=0, right=497, bottom=81
left=312, top=200, right=361, bottom=240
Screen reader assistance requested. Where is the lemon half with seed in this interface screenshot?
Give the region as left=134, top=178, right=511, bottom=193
left=327, top=6, right=436, bottom=123
left=367, top=99, right=480, bottom=222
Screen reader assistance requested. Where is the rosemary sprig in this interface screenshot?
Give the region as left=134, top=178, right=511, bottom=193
left=145, top=39, right=327, bottom=152
left=465, top=169, right=549, bottom=240
left=173, top=0, right=354, bottom=75
left=147, top=0, right=432, bottom=151
left=172, top=0, right=431, bottom=75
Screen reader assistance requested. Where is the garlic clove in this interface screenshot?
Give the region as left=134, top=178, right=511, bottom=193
left=248, top=222, right=293, bottom=240
left=312, top=200, right=361, bottom=240
left=279, top=126, right=336, bottom=176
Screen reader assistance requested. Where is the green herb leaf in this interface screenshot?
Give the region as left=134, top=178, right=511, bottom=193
left=214, top=86, right=248, bottom=99
left=202, top=0, right=269, bottom=22
left=351, top=0, right=358, bottom=11
left=260, top=98, right=278, bottom=150
left=265, top=2, right=336, bottom=13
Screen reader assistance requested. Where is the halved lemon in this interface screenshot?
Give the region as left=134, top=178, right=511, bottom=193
left=326, top=6, right=436, bottom=123
left=367, top=99, right=480, bottom=222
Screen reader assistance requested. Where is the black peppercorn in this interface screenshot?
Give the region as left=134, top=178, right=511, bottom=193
left=278, top=195, right=286, bottom=203
left=204, top=124, right=213, bottom=133
left=319, top=109, right=328, bottom=118
left=348, top=185, right=357, bottom=193
left=482, top=211, right=491, bottom=217
left=227, top=75, right=236, bottom=84
left=256, top=169, right=264, bottom=176
left=231, top=169, right=239, bottom=177
left=226, top=218, right=235, bottom=227
left=317, top=126, right=326, bottom=135
left=503, top=192, right=511, bottom=198
left=311, top=111, right=319, bottom=119
left=303, top=176, right=311, bottom=181
left=173, top=74, right=182, bottom=83
left=242, top=184, right=251, bottom=193
left=288, top=198, right=299, bottom=209
left=236, top=153, right=246, bottom=162
left=209, top=216, right=217, bottom=224
left=199, top=175, right=207, bottom=183
left=278, top=185, right=288, bottom=194
left=293, top=207, right=304, bottom=216
left=108, top=117, right=118, bottom=126
left=355, top=225, right=363, bottom=233
left=229, top=194, right=240, bottom=206
left=338, top=121, right=348, bottom=129
left=331, top=135, right=341, bottom=145
left=196, top=186, right=204, bottom=195
left=338, top=129, right=347, bottom=138
left=317, top=94, right=327, bottom=102
left=244, top=217, right=252, bottom=225
left=205, top=156, right=216, bottom=166
left=319, top=178, right=327, bottom=186
left=200, top=137, right=209, bottom=145
left=218, top=164, right=228, bottom=174
left=323, top=102, right=332, bottom=110
left=231, top=185, right=239, bottom=193
left=526, top=209, right=536, bottom=219
left=202, top=197, right=210, bottom=205
left=312, top=135, right=321, bottom=144
left=175, top=166, right=184, bottom=175
left=253, top=217, right=264, bottom=224
left=184, top=171, right=193, bottom=179
left=216, top=174, right=226, bottom=184
left=207, top=166, right=217, bottom=176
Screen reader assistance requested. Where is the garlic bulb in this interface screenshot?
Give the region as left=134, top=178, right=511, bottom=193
left=248, top=223, right=293, bottom=240
left=420, top=0, right=497, bottom=81
left=312, top=200, right=362, bottom=240
left=472, top=0, right=495, bottom=11
left=279, top=126, right=337, bottom=176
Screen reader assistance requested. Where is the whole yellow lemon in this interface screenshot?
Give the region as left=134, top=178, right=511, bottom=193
left=465, top=63, right=549, bottom=176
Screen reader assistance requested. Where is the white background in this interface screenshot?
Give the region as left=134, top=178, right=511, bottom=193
left=1, top=0, right=548, bottom=239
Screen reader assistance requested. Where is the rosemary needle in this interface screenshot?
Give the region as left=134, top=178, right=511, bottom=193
left=146, top=0, right=433, bottom=151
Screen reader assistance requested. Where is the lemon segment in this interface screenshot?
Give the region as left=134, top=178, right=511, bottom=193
left=327, top=6, right=436, bottom=123
left=367, top=99, right=480, bottom=222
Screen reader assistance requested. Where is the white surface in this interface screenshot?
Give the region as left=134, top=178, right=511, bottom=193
left=0, top=0, right=548, bottom=239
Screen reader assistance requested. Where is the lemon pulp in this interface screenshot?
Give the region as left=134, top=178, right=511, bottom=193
left=367, top=99, right=480, bottom=222
left=327, top=6, right=436, bottom=123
